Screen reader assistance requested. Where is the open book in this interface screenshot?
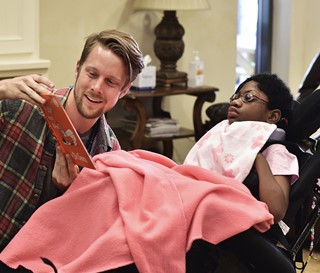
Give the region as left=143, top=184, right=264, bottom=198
left=40, top=93, right=96, bottom=169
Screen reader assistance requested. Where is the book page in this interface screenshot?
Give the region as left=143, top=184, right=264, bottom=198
left=40, top=93, right=96, bottom=169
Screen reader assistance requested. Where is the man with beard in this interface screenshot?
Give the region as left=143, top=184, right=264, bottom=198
left=0, top=29, right=144, bottom=251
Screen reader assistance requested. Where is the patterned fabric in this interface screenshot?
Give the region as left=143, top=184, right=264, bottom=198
left=262, top=144, right=299, bottom=185
left=0, top=87, right=120, bottom=251
left=184, top=120, right=277, bottom=182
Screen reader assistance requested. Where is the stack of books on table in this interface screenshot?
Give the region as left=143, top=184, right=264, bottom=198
left=145, top=118, right=180, bottom=137
left=121, top=117, right=180, bottom=137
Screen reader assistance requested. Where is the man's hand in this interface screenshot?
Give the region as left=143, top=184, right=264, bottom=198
left=0, top=74, right=54, bottom=105
left=52, top=145, right=79, bottom=192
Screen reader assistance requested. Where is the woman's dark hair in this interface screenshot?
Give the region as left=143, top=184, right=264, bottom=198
left=235, top=73, right=294, bottom=130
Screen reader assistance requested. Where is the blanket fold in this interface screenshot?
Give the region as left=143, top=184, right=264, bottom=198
left=0, top=149, right=273, bottom=273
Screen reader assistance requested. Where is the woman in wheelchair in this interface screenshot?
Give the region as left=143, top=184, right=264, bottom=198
left=184, top=73, right=299, bottom=223
left=184, top=73, right=302, bottom=273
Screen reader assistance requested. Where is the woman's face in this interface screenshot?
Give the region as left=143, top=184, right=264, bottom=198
left=228, top=81, right=272, bottom=124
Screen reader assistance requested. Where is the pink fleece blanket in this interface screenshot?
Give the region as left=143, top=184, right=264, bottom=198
left=0, top=150, right=273, bottom=273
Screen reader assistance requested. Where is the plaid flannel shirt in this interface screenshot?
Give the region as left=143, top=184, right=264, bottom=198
left=0, top=87, right=120, bottom=251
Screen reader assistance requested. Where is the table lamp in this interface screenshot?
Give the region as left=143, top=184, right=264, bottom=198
left=133, top=0, right=210, bottom=86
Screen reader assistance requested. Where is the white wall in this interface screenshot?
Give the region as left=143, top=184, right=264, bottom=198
left=0, top=0, right=50, bottom=78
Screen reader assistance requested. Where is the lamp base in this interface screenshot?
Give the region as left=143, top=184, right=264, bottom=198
left=154, top=10, right=188, bottom=88
left=156, top=70, right=188, bottom=87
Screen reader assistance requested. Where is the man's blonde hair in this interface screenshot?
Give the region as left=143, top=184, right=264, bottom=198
left=78, top=29, right=144, bottom=89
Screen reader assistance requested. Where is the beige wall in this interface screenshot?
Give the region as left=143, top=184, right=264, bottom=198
left=272, top=0, right=320, bottom=94
left=39, top=0, right=320, bottom=162
left=39, top=0, right=237, bottom=97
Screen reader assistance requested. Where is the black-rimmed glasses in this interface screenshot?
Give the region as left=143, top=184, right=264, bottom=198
left=229, top=91, right=269, bottom=104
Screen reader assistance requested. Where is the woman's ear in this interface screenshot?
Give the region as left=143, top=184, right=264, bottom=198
left=267, top=109, right=281, bottom=124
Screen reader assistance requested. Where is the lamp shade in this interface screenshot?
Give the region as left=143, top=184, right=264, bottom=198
left=133, top=0, right=210, bottom=11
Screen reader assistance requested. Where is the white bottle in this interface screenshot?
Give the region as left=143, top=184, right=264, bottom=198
left=188, top=51, right=204, bottom=87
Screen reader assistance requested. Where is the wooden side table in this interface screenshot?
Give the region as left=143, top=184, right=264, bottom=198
left=119, top=85, right=219, bottom=158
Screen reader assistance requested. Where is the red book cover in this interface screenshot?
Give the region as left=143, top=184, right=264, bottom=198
left=40, top=93, right=96, bottom=169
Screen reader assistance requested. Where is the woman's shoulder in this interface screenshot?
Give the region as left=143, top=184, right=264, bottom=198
left=263, top=143, right=295, bottom=158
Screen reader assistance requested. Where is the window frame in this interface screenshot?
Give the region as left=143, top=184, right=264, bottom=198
left=255, top=0, right=273, bottom=73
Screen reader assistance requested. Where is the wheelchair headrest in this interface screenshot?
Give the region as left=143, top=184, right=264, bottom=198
left=286, top=89, right=320, bottom=142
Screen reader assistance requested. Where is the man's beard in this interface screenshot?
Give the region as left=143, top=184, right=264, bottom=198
left=73, top=89, right=104, bottom=120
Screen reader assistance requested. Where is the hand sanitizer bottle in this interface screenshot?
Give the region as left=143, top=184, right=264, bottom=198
left=188, top=51, right=204, bottom=87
